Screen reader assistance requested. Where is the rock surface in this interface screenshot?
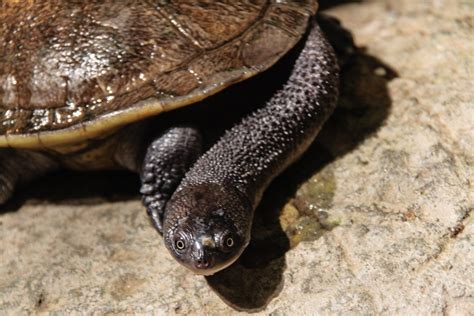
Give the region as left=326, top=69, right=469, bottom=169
left=1, top=0, right=472, bottom=314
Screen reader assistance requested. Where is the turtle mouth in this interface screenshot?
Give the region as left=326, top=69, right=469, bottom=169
left=168, top=239, right=244, bottom=276
left=186, top=255, right=241, bottom=276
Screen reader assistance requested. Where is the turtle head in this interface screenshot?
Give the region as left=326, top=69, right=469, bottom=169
left=163, top=183, right=252, bottom=275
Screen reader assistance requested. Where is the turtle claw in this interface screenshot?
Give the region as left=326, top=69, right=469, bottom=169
left=143, top=195, right=166, bottom=234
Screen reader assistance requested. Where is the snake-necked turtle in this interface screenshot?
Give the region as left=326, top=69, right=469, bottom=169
left=0, top=0, right=341, bottom=275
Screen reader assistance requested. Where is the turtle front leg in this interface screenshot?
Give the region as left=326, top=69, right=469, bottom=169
left=0, top=149, right=58, bottom=204
left=139, top=126, right=202, bottom=233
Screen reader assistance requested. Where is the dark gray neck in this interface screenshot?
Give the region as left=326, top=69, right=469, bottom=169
left=180, top=21, right=339, bottom=209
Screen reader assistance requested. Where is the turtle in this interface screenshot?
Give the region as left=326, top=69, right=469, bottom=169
left=0, top=0, right=344, bottom=275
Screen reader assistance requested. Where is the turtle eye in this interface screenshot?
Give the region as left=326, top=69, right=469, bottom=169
left=225, top=237, right=234, bottom=248
left=175, top=239, right=186, bottom=251
left=220, top=232, right=236, bottom=251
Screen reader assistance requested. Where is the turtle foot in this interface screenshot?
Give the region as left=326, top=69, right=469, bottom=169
left=139, top=126, right=202, bottom=234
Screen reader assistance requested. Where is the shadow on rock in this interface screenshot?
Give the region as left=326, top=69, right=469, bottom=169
left=0, top=170, right=140, bottom=214
left=207, top=35, right=397, bottom=313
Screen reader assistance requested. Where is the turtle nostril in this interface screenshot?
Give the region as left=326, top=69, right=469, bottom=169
left=195, top=257, right=212, bottom=269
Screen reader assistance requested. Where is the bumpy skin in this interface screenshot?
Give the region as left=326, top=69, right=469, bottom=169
left=162, top=19, right=339, bottom=275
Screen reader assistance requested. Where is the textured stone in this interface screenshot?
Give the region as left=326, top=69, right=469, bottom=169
left=1, top=0, right=473, bottom=314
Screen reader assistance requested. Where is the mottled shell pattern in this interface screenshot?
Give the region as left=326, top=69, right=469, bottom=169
left=0, top=0, right=317, bottom=149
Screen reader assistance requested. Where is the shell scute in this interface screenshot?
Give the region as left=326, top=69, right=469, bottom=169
left=0, top=0, right=317, bottom=148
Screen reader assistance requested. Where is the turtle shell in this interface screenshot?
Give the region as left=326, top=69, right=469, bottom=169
left=0, top=0, right=317, bottom=149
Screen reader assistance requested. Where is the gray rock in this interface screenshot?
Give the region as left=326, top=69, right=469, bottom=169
left=1, top=0, right=472, bottom=314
